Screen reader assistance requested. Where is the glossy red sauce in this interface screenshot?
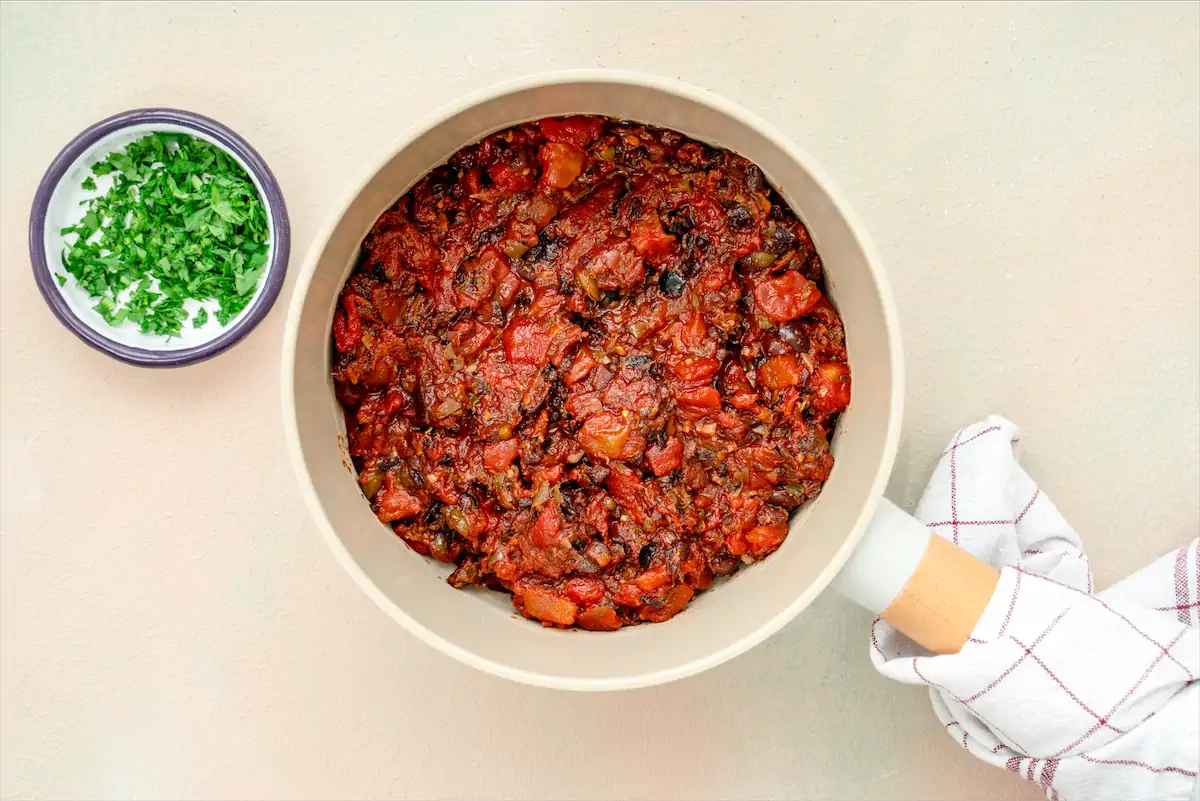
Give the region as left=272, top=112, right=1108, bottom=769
left=331, top=116, right=850, bottom=630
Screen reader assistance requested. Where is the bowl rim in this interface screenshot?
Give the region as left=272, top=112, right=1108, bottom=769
left=281, top=69, right=905, bottom=690
left=28, top=107, right=291, bottom=368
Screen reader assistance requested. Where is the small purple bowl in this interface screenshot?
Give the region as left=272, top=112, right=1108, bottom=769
left=29, top=108, right=290, bottom=367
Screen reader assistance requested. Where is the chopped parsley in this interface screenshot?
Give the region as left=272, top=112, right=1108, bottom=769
left=59, top=132, right=270, bottom=337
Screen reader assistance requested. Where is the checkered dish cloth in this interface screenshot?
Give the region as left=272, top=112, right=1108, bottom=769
left=870, top=417, right=1199, bottom=801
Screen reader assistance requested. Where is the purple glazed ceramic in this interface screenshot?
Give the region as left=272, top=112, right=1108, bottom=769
left=29, top=108, right=290, bottom=367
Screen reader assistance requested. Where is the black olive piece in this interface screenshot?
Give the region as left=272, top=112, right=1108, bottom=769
left=602, top=289, right=622, bottom=304
left=586, top=464, right=611, bottom=484
left=659, top=270, right=686, bottom=297
left=662, top=204, right=695, bottom=237
left=628, top=196, right=644, bottom=220
left=710, top=552, right=739, bottom=576
left=638, top=542, right=657, bottom=569
left=742, top=163, right=766, bottom=192
left=626, top=354, right=653, bottom=369
left=726, top=205, right=752, bottom=229
left=766, top=226, right=797, bottom=255
left=778, top=324, right=810, bottom=356
left=377, top=456, right=403, bottom=470
left=664, top=218, right=691, bottom=237
left=527, top=231, right=563, bottom=263
left=558, top=272, right=576, bottom=295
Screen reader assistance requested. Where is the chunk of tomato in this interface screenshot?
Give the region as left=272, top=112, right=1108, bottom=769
left=745, top=525, right=789, bottom=557
left=757, top=353, right=807, bottom=390
left=811, top=362, right=851, bottom=413
left=576, top=605, right=622, bottom=631
left=538, top=143, right=586, bottom=189
left=719, top=362, right=759, bottom=410
left=578, top=412, right=632, bottom=460
left=668, top=354, right=720, bottom=382
left=502, top=314, right=552, bottom=367
left=753, top=271, right=822, bottom=322
left=563, top=346, right=597, bottom=385
left=563, top=577, right=606, bottom=606
left=630, top=216, right=676, bottom=260
left=675, top=385, right=721, bottom=410
left=645, top=436, right=683, bottom=477
left=634, top=565, right=671, bottom=592
left=374, top=473, right=424, bottom=522
left=488, top=161, right=535, bottom=194
left=605, top=465, right=647, bottom=524
left=529, top=506, right=563, bottom=548
left=332, top=295, right=363, bottom=353
left=638, top=585, right=694, bottom=623
left=521, top=586, right=577, bottom=626
left=482, top=439, right=519, bottom=473
left=538, top=116, right=605, bottom=149
left=447, top=319, right=496, bottom=361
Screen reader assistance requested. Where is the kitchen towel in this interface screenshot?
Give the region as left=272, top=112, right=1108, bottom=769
left=870, top=416, right=1199, bottom=801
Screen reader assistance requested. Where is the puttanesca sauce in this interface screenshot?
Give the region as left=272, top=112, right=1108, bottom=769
left=332, top=116, right=850, bottom=630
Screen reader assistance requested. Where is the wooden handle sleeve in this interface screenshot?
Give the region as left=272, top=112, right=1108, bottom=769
left=835, top=499, right=1000, bottom=655
left=881, top=534, right=1000, bottom=655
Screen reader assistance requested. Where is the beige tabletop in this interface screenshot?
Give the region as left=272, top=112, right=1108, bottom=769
left=2, top=3, right=1197, bottom=799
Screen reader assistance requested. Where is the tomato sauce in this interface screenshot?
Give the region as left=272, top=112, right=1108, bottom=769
left=331, top=116, right=851, bottom=629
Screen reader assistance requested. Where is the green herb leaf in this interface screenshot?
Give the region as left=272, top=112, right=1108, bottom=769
left=55, top=132, right=270, bottom=337
left=183, top=206, right=210, bottom=232
left=234, top=266, right=263, bottom=295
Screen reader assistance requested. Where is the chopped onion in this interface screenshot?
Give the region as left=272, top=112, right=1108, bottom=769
left=576, top=269, right=602, bottom=301
left=433, top=398, right=463, bottom=418
left=360, top=470, right=384, bottom=499
left=445, top=507, right=471, bottom=538
left=503, top=240, right=530, bottom=259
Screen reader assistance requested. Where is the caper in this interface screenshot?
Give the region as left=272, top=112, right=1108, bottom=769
left=749, top=251, right=777, bottom=270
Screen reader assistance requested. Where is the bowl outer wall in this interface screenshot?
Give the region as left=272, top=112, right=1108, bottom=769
left=281, top=70, right=904, bottom=691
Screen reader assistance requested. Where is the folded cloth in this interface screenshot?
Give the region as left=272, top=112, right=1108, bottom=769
left=870, top=416, right=1199, bottom=801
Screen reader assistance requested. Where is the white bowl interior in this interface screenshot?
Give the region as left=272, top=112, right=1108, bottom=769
left=285, top=75, right=899, bottom=689
left=42, top=122, right=276, bottom=350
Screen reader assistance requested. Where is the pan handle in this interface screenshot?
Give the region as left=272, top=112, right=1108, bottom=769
left=833, top=498, right=1000, bottom=655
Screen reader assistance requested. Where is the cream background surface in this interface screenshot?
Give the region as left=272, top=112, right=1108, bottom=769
left=2, top=2, right=1197, bottom=799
